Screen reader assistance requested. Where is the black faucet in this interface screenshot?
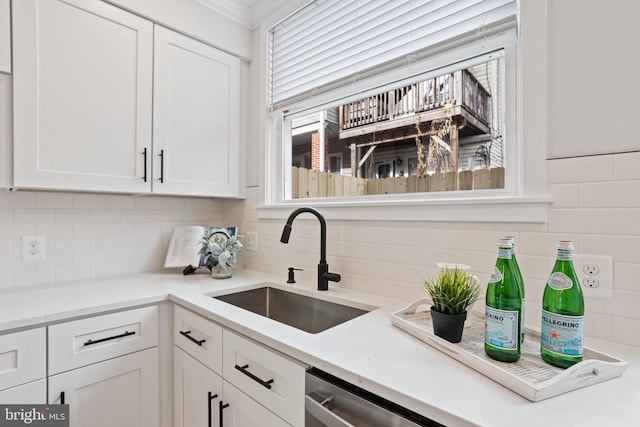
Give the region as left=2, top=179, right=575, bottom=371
left=280, top=207, right=341, bottom=291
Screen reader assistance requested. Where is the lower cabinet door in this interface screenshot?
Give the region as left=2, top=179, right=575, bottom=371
left=0, top=379, right=46, bottom=404
left=220, top=381, right=290, bottom=427
left=48, top=348, right=159, bottom=427
left=174, top=347, right=223, bottom=427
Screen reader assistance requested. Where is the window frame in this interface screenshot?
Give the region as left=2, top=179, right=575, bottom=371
left=257, top=3, right=550, bottom=223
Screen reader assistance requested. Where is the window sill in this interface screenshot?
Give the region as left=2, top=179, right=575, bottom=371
left=257, top=195, right=551, bottom=223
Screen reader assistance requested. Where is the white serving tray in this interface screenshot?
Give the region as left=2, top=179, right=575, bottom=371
left=390, top=299, right=629, bottom=402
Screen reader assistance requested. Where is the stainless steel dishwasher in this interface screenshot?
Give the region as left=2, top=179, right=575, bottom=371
left=305, top=368, right=444, bottom=427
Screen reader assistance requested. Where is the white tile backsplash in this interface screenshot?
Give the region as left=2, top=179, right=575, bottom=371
left=235, top=153, right=640, bottom=348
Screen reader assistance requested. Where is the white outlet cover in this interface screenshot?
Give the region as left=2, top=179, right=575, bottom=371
left=22, top=235, right=46, bottom=261
left=573, top=254, right=613, bottom=300
left=246, top=231, right=258, bottom=252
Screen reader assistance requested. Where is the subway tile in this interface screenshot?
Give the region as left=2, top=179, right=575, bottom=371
left=73, top=223, right=106, bottom=237
left=14, top=268, right=55, bottom=287
left=0, top=224, right=35, bottom=239
left=14, top=208, right=55, bottom=224
left=614, top=263, right=640, bottom=292
left=547, top=208, right=614, bottom=234
left=105, top=195, right=135, bottom=210
left=35, top=192, right=73, bottom=208
left=611, top=290, right=640, bottom=320
left=91, top=209, right=121, bottom=223
left=579, top=181, right=640, bottom=208
left=55, top=265, right=91, bottom=282
left=612, top=316, right=640, bottom=347
left=0, top=240, right=12, bottom=256
left=55, top=209, right=91, bottom=224
left=35, top=223, right=73, bottom=237
left=547, top=183, right=580, bottom=208
left=0, top=208, right=12, bottom=223
left=91, top=262, right=123, bottom=278
left=121, top=210, right=149, bottom=223
left=55, top=237, right=91, bottom=252
left=584, top=312, right=613, bottom=341
left=579, top=235, right=640, bottom=264
left=547, top=155, right=613, bottom=184
left=0, top=192, right=35, bottom=208
left=613, top=151, right=640, bottom=180
left=614, top=209, right=640, bottom=236
left=72, top=194, right=106, bottom=209
left=134, top=197, right=165, bottom=210
left=73, top=250, right=107, bottom=265
left=0, top=272, right=13, bottom=289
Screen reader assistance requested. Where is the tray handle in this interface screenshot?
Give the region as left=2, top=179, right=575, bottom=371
left=397, top=299, right=432, bottom=315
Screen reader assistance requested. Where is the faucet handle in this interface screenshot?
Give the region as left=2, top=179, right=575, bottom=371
left=287, top=267, right=303, bottom=283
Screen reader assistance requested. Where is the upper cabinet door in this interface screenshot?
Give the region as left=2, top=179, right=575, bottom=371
left=0, top=0, right=10, bottom=73
left=12, top=0, right=153, bottom=193
left=152, top=26, right=240, bottom=198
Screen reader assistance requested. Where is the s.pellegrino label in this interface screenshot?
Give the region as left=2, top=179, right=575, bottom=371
left=541, top=310, right=584, bottom=356
left=484, top=239, right=522, bottom=363
left=485, top=306, right=519, bottom=350
left=540, top=240, right=585, bottom=368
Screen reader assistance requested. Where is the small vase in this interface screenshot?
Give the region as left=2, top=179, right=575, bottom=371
left=211, top=264, right=232, bottom=279
left=430, top=307, right=467, bottom=343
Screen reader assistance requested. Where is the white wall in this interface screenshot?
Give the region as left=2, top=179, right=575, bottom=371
left=232, top=0, right=640, bottom=348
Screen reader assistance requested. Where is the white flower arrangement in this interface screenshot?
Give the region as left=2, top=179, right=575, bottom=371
left=198, top=233, right=243, bottom=269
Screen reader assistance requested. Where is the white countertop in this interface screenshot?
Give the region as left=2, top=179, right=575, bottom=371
left=1, top=269, right=639, bottom=426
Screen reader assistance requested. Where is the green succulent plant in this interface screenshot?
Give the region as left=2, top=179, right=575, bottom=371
left=422, top=267, right=481, bottom=315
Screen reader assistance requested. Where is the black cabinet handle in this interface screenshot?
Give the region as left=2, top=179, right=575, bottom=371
left=219, top=400, right=229, bottom=427
left=159, top=149, right=164, bottom=183
left=179, top=330, right=206, bottom=346
left=60, top=391, right=65, bottom=405
left=208, top=392, right=218, bottom=427
left=84, top=330, right=135, bottom=346
left=234, top=364, right=274, bottom=390
left=143, top=147, right=148, bottom=182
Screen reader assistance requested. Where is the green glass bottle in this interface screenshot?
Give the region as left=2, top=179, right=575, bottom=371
left=541, top=240, right=585, bottom=368
left=504, top=236, right=525, bottom=344
left=485, top=238, right=522, bottom=363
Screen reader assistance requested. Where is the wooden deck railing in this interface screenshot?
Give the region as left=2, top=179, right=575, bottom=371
left=339, top=69, right=491, bottom=131
left=291, top=166, right=505, bottom=198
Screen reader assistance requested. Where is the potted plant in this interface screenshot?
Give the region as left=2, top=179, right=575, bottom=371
left=199, top=232, right=243, bottom=279
left=422, top=267, right=482, bottom=343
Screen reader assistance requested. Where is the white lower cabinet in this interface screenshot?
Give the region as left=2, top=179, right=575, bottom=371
left=0, top=380, right=46, bottom=404
left=173, top=306, right=305, bottom=427
left=49, top=348, right=159, bottom=427
left=174, top=347, right=223, bottom=427
left=47, top=305, right=160, bottom=427
left=220, top=381, right=290, bottom=427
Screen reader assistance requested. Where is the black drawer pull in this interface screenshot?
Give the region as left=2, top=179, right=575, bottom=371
left=60, top=391, right=65, bottom=405
left=208, top=391, right=218, bottom=427
left=142, top=147, right=148, bottom=182
left=219, top=401, right=229, bottom=427
left=159, top=149, right=165, bottom=183
left=84, top=330, right=135, bottom=346
left=234, top=364, right=274, bottom=389
left=179, top=330, right=206, bottom=346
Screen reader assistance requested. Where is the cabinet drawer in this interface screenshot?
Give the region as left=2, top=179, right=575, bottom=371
left=0, top=379, right=46, bottom=404
left=0, top=328, right=46, bottom=391
left=223, top=330, right=306, bottom=426
left=174, top=306, right=222, bottom=375
left=49, top=305, right=158, bottom=374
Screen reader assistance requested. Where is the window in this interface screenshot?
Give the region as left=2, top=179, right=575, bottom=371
left=259, top=0, right=550, bottom=222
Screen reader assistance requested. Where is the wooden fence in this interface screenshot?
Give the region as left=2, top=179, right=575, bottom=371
left=291, top=166, right=505, bottom=199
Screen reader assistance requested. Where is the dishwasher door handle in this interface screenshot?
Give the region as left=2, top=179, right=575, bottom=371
left=305, top=394, right=355, bottom=427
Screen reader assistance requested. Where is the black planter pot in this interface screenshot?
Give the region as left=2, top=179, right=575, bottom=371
left=430, top=307, right=467, bottom=343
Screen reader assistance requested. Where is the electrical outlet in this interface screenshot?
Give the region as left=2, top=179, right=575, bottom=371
left=246, top=231, right=258, bottom=252
left=22, top=235, right=46, bottom=261
left=573, top=254, right=612, bottom=300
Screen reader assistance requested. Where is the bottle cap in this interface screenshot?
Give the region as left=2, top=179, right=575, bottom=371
left=498, top=238, right=512, bottom=247
left=557, top=240, right=573, bottom=251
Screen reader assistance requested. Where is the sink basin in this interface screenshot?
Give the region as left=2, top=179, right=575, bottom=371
left=213, top=286, right=370, bottom=334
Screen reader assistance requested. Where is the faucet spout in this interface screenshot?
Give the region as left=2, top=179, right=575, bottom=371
left=280, top=207, right=339, bottom=291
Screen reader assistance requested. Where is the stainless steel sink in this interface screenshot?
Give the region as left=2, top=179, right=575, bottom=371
left=214, top=286, right=370, bottom=334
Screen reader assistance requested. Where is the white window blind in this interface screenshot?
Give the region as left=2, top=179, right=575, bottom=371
left=269, top=0, right=518, bottom=109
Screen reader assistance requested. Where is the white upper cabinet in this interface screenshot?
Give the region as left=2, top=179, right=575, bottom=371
left=12, top=0, right=153, bottom=193
left=0, top=0, right=10, bottom=73
left=12, top=0, right=241, bottom=197
left=152, top=26, right=240, bottom=197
